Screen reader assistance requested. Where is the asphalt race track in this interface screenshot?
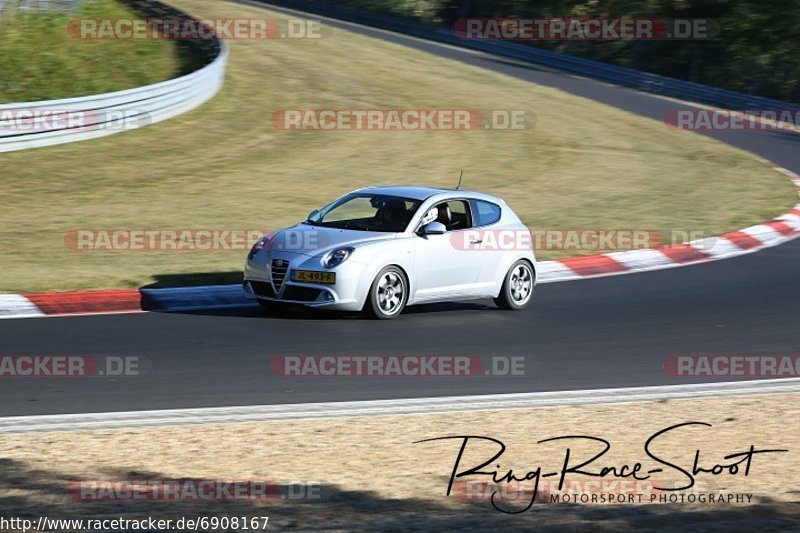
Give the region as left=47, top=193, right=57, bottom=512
left=1, top=2, right=799, bottom=416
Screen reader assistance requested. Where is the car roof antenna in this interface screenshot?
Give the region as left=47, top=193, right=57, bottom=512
left=456, top=170, right=463, bottom=190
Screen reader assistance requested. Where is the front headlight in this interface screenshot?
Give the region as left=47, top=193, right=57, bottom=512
left=248, top=235, right=270, bottom=259
left=322, top=247, right=354, bottom=269
left=251, top=236, right=269, bottom=253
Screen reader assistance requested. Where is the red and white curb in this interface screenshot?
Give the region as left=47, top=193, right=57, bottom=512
left=537, top=164, right=800, bottom=282
left=0, top=290, right=140, bottom=319
left=538, top=211, right=800, bottom=281
left=0, top=294, right=45, bottom=318
left=1, top=165, right=799, bottom=319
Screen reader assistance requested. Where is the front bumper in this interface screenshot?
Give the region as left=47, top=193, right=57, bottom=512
left=243, top=250, right=375, bottom=312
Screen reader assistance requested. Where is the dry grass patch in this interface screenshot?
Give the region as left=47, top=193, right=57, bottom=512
left=0, top=0, right=794, bottom=292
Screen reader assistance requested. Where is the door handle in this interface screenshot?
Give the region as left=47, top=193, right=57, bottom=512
left=470, top=239, right=483, bottom=244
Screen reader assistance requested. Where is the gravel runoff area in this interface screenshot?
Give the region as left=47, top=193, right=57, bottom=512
left=0, top=392, right=798, bottom=530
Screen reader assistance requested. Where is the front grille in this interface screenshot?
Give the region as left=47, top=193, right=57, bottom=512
left=249, top=280, right=276, bottom=298
left=271, top=258, right=288, bottom=289
left=283, top=286, right=323, bottom=302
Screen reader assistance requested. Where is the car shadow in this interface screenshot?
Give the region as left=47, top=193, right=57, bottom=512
left=140, top=271, right=243, bottom=289
left=160, top=301, right=498, bottom=321
left=141, top=271, right=499, bottom=320
left=173, top=305, right=363, bottom=321
left=402, top=301, right=495, bottom=314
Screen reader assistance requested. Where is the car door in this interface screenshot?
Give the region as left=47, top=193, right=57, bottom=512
left=412, top=199, right=484, bottom=302
left=469, top=199, right=508, bottom=296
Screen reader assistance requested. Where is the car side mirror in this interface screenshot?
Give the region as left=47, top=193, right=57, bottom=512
left=420, top=221, right=446, bottom=235
left=307, top=209, right=320, bottom=222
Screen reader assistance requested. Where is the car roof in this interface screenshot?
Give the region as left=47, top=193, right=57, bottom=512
left=354, top=185, right=503, bottom=203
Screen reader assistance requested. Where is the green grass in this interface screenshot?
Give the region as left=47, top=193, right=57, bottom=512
left=0, top=0, right=188, bottom=102
left=0, top=0, right=795, bottom=293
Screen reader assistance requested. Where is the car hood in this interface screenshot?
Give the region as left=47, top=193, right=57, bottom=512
left=265, top=223, right=398, bottom=256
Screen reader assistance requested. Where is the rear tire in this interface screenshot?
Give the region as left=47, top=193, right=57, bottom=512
left=494, top=260, right=535, bottom=311
left=364, top=266, right=408, bottom=319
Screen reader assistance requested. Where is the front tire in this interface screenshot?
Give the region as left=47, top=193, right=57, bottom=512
left=364, top=266, right=408, bottom=319
left=494, top=260, right=535, bottom=311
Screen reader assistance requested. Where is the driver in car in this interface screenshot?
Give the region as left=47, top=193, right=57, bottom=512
left=374, top=198, right=409, bottom=231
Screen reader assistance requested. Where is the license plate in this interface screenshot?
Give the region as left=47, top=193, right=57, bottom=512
left=292, top=270, right=336, bottom=284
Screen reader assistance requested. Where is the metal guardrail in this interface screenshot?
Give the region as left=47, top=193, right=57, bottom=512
left=261, top=0, right=800, bottom=112
left=0, top=0, right=227, bottom=153
left=0, top=0, right=86, bottom=13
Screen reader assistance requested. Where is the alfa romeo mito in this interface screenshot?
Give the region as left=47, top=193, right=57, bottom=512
left=243, top=186, right=536, bottom=319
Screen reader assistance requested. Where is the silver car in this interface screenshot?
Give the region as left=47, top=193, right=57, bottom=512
left=243, top=186, right=536, bottom=319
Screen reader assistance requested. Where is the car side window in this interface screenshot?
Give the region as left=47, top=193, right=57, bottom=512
left=473, top=200, right=502, bottom=226
left=432, top=200, right=472, bottom=231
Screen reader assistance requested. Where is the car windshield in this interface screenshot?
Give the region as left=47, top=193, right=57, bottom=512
left=308, top=193, right=421, bottom=232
